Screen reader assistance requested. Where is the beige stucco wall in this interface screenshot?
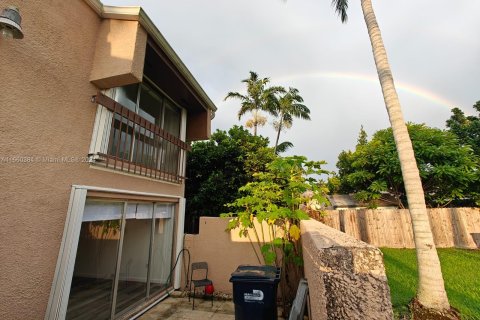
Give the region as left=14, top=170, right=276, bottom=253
left=90, top=19, right=147, bottom=88
left=0, top=1, right=184, bottom=319
left=182, top=217, right=261, bottom=294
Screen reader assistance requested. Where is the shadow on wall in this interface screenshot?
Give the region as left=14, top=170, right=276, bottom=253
left=471, top=233, right=480, bottom=248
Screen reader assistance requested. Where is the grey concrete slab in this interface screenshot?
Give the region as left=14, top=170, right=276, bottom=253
left=138, top=296, right=235, bottom=320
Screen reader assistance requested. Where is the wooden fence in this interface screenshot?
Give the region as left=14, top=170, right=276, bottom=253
left=320, top=208, right=480, bottom=249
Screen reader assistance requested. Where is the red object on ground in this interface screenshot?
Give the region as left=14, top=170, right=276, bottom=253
left=205, top=284, right=214, bottom=295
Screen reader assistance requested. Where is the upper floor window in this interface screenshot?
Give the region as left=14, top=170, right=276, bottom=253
left=89, top=79, right=189, bottom=183
left=116, top=82, right=181, bottom=137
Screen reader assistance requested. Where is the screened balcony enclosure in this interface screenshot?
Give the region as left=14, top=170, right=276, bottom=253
left=89, top=84, right=189, bottom=183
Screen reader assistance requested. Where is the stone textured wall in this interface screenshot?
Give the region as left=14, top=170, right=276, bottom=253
left=322, top=208, right=480, bottom=249
left=301, top=219, right=393, bottom=320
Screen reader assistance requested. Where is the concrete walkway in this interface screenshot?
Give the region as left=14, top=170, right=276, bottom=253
left=138, top=295, right=235, bottom=320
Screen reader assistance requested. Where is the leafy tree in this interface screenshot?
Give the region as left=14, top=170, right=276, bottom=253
left=446, top=101, right=480, bottom=156
left=357, top=125, right=368, bottom=146
left=272, top=87, right=311, bottom=153
left=225, top=71, right=284, bottom=136
left=331, top=0, right=453, bottom=314
left=184, top=126, right=275, bottom=232
left=223, top=156, right=330, bottom=309
left=446, top=102, right=480, bottom=206
left=337, top=124, right=479, bottom=208
left=335, top=127, right=367, bottom=194
left=326, top=173, right=341, bottom=195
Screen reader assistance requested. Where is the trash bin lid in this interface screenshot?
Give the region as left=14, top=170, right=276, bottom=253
left=230, top=265, right=280, bottom=282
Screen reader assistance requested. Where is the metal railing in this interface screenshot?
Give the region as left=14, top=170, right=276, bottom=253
left=91, top=92, right=189, bottom=183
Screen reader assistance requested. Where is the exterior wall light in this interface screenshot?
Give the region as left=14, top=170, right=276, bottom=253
left=0, top=6, right=23, bottom=39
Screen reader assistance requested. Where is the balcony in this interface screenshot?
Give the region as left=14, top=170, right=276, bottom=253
left=89, top=92, right=190, bottom=183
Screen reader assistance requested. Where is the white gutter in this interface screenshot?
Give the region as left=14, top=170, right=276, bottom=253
left=174, top=198, right=186, bottom=289
left=71, top=184, right=182, bottom=198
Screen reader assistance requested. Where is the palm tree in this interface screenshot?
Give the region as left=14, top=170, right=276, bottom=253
left=332, top=0, right=452, bottom=314
left=273, top=87, right=311, bottom=153
left=225, top=71, right=284, bottom=136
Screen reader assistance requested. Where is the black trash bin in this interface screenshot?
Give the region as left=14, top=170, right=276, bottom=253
left=229, top=265, right=281, bottom=320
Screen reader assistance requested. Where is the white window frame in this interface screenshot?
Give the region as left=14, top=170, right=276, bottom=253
left=88, top=89, right=115, bottom=161
left=44, top=185, right=186, bottom=320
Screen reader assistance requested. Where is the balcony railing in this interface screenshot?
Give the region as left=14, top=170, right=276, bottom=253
left=89, top=92, right=190, bottom=183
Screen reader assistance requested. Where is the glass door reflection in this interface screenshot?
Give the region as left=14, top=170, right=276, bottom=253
left=66, top=201, right=123, bottom=320
left=66, top=200, right=177, bottom=319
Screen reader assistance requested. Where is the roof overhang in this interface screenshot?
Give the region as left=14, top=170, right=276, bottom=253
left=84, top=0, right=217, bottom=115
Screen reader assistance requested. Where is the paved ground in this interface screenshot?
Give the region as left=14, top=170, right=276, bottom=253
left=139, top=295, right=235, bottom=320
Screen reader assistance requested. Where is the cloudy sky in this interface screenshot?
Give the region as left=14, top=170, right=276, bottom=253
left=105, top=0, right=480, bottom=171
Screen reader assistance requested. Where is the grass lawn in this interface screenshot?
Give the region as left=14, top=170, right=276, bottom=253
left=380, top=248, right=480, bottom=320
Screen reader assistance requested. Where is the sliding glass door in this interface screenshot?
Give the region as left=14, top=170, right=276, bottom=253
left=66, top=201, right=123, bottom=320
left=66, top=200, right=176, bottom=320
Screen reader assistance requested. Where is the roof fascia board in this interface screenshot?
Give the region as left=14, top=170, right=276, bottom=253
left=84, top=0, right=217, bottom=113
left=84, top=0, right=103, bottom=15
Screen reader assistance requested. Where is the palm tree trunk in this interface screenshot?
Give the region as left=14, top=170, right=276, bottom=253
left=361, top=0, right=450, bottom=310
left=253, top=110, right=258, bottom=136
left=274, top=115, right=284, bottom=153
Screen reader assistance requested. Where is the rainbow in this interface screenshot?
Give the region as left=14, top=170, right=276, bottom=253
left=271, top=71, right=458, bottom=109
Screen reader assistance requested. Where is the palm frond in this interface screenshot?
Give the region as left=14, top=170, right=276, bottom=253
left=272, top=86, right=311, bottom=135
left=332, top=0, right=349, bottom=23
left=268, top=86, right=286, bottom=94
left=276, top=141, right=294, bottom=154
left=242, top=71, right=259, bottom=84
left=229, top=71, right=286, bottom=129
left=290, top=104, right=311, bottom=120
left=225, top=91, right=247, bottom=102
left=238, top=102, right=256, bottom=119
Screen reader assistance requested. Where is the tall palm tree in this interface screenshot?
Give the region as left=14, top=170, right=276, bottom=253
left=332, top=0, right=452, bottom=314
left=273, top=87, right=311, bottom=153
left=225, top=71, right=283, bottom=136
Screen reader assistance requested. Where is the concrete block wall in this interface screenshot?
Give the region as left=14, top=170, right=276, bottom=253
left=301, top=219, right=393, bottom=320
